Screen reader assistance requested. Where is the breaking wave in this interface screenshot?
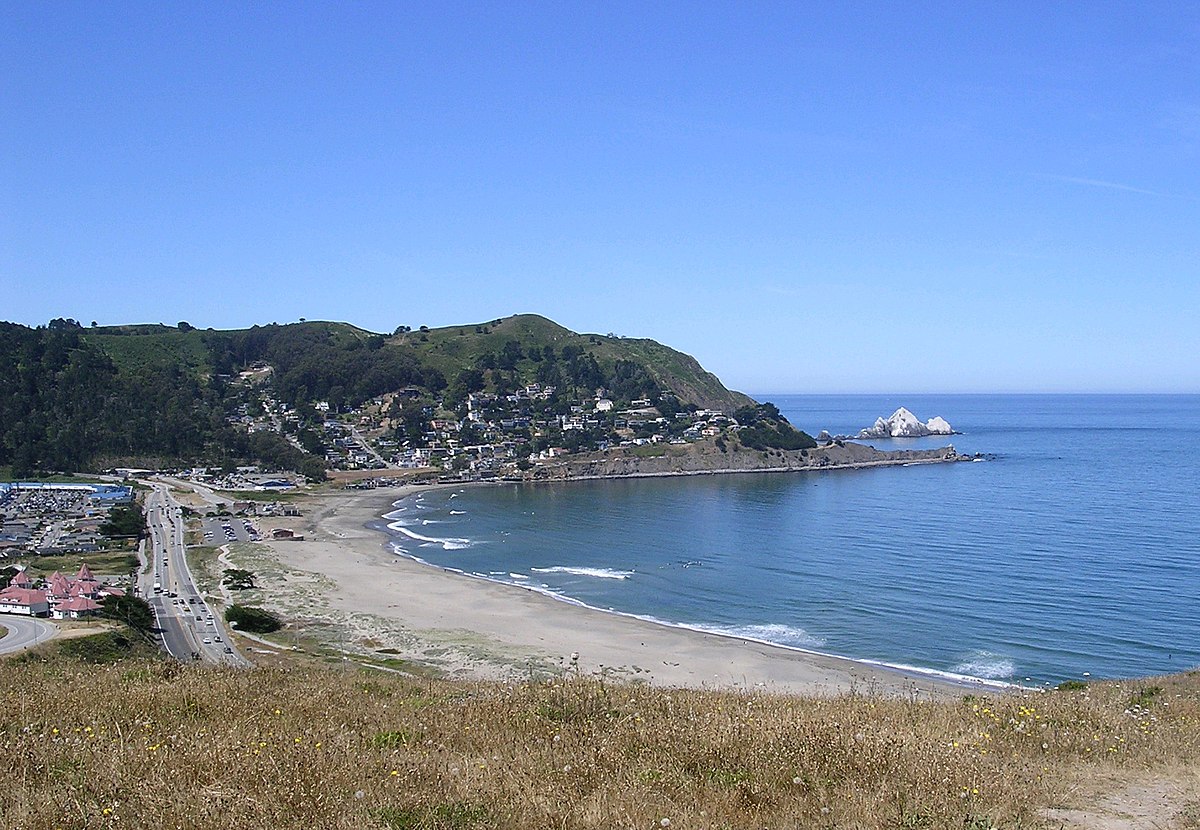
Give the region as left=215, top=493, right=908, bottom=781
left=389, top=523, right=474, bottom=551
left=709, top=623, right=826, bottom=649
left=531, top=566, right=634, bottom=580
left=951, top=651, right=1016, bottom=680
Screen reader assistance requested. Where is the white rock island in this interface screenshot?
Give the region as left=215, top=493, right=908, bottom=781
left=856, top=407, right=956, bottom=439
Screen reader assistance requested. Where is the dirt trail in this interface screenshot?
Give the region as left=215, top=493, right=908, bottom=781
left=1043, top=769, right=1199, bottom=829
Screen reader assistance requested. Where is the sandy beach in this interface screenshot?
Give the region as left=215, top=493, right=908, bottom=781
left=228, top=485, right=973, bottom=698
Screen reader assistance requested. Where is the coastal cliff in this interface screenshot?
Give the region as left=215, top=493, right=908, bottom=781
left=522, top=439, right=964, bottom=481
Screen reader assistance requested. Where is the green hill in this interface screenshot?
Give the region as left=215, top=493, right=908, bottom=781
left=400, top=314, right=752, bottom=412
left=1, top=315, right=753, bottom=476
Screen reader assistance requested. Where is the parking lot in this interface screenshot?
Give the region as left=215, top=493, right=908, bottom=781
left=200, top=517, right=261, bottom=545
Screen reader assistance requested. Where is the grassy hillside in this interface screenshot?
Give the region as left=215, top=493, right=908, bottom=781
left=403, top=314, right=752, bottom=411
left=82, top=320, right=380, bottom=377
left=2, top=643, right=1198, bottom=828
left=85, top=325, right=215, bottom=377
left=78, top=315, right=749, bottom=411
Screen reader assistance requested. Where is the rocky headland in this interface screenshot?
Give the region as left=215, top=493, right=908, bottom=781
left=519, top=437, right=967, bottom=481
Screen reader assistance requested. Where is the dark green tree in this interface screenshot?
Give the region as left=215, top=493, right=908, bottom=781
left=225, top=604, right=282, bottom=633
left=101, top=595, right=155, bottom=632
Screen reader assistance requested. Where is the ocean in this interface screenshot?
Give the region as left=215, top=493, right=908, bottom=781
left=378, top=395, right=1200, bottom=686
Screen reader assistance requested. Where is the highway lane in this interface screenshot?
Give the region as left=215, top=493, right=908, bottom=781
left=0, top=616, right=57, bottom=655
left=141, top=482, right=250, bottom=667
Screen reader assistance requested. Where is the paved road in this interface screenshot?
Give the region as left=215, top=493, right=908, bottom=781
left=141, top=482, right=250, bottom=667
left=348, top=423, right=395, bottom=468
left=0, top=616, right=57, bottom=655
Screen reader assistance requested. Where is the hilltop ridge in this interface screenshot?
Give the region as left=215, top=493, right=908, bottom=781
left=390, top=313, right=752, bottom=413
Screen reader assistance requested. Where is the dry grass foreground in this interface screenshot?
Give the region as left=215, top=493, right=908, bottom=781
left=2, top=645, right=1198, bottom=829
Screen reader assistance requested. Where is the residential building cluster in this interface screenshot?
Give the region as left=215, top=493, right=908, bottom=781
left=0, top=483, right=133, bottom=559
left=385, top=386, right=741, bottom=480
left=224, top=372, right=745, bottom=481
left=0, top=563, right=125, bottom=618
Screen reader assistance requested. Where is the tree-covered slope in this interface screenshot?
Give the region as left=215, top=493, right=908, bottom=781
left=0, top=320, right=220, bottom=474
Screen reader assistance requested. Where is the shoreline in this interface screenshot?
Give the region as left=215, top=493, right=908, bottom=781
left=389, top=544, right=1014, bottom=692
left=234, top=481, right=994, bottom=698
left=377, top=485, right=1013, bottom=692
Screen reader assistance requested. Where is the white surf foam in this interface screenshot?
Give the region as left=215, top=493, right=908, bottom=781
left=951, top=651, right=1017, bottom=681
left=710, top=623, right=826, bottom=649
left=388, top=543, right=433, bottom=568
left=858, top=659, right=1019, bottom=689
left=392, top=525, right=474, bottom=551
left=450, top=510, right=466, bottom=515
left=531, top=566, right=634, bottom=580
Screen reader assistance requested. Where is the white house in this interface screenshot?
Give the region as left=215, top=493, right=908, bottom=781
left=0, top=587, right=50, bottom=616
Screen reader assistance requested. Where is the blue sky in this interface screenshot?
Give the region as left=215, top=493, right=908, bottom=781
left=3, top=2, right=1197, bottom=393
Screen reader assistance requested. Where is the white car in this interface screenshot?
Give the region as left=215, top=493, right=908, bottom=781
left=202, top=637, right=212, bottom=644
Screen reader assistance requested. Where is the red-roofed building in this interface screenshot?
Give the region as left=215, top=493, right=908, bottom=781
left=46, top=572, right=72, bottom=603
left=0, top=586, right=50, bottom=616
left=2, top=565, right=119, bottom=619
left=52, top=596, right=101, bottom=619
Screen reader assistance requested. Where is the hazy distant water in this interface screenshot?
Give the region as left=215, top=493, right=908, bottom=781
left=380, top=395, right=1200, bottom=685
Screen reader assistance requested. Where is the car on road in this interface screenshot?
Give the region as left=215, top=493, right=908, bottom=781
left=202, top=638, right=211, bottom=644
left=223, top=646, right=233, bottom=653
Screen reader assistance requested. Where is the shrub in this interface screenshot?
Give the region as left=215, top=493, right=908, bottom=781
left=57, top=631, right=139, bottom=663
left=224, top=604, right=282, bottom=634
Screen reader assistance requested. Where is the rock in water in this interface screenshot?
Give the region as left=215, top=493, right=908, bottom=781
left=857, top=407, right=954, bottom=438
left=924, top=415, right=953, bottom=435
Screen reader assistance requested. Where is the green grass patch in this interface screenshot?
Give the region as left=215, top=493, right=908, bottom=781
left=56, top=631, right=157, bottom=664
left=629, top=444, right=669, bottom=458
left=84, top=328, right=213, bottom=378
left=1129, top=684, right=1164, bottom=708
left=17, top=551, right=139, bottom=577
left=212, top=489, right=301, bottom=503
left=358, top=653, right=443, bottom=678
left=0, top=472, right=115, bottom=484
left=371, top=729, right=413, bottom=748
left=185, top=545, right=221, bottom=593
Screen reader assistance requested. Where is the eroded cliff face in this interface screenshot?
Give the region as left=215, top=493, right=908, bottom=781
left=523, top=439, right=962, bottom=481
